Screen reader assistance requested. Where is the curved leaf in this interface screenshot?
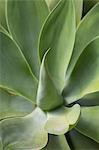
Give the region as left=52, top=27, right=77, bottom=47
left=43, top=135, right=70, bottom=150
left=37, top=50, right=63, bottom=111
left=0, top=0, right=8, bottom=30
left=45, top=104, right=80, bottom=135
left=7, top=0, right=49, bottom=79
left=83, top=0, right=99, bottom=17
left=67, top=129, right=99, bottom=149
left=39, top=0, right=75, bottom=93
left=77, top=91, right=99, bottom=106
left=0, top=88, right=34, bottom=120
left=45, top=0, right=60, bottom=10
left=0, top=31, right=38, bottom=103
left=0, top=107, right=47, bottom=149
left=63, top=37, right=99, bottom=104
left=66, top=3, right=99, bottom=80
left=76, top=106, right=99, bottom=143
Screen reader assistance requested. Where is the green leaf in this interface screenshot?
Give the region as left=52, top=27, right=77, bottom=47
left=76, top=106, right=99, bottom=143
left=7, top=0, right=49, bottom=79
left=45, top=104, right=80, bottom=135
left=0, top=31, right=38, bottom=103
left=66, top=3, right=99, bottom=80
left=37, top=50, right=63, bottom=111
left=0, top=107, right=48, bottom=149
left=63, top=37, right=99, bottom=104
left=74, top=0, right=83, bottom=25
left=0, top=88, right=34, bottom=120
left=67, top=129, right=99, bottom=149
left=78, top=91, right=99, bottom=106
left=0, top=0, right=8, bottom=30
left=43, top=135, right=70, bottom=150
left=45, top=0, right=59, bottom=10
left=39, top=0, right=75, bottom=93
left=83, top=0, right=99, bottom=16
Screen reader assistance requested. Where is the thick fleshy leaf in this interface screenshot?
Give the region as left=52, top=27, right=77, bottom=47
left=67, top=129, right=99, bottom=149
left=63, top=37, right=99, bottom=104
left=77, top=91, right=99, bottom=106
left=76, top=106, right=99, bottom=143
left=74, top=0, right=83, bottom=25
left=7, top=0, right=49, bottom=79
left=39, top=0, right=75, bottom=93
left=37, top=50, right=63, bottom=111
left=83, top=0, right=99, bottom=17
left=0, top=88, right=34, bottom=120
left=45, top=104, right=80, bottom=135
left=0, top=0, right=8, bottom=30
left=0, top=31, right=38, bottom=103
left=43, top=135, right=70, bottom=150
left=45, top=0, right=59, bottom=10
left=66, top=3, right=99, bottom=80
left=0, top=107, right=47, bottom=149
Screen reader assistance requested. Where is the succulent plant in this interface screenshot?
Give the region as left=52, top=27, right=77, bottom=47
left=0, top=0, right=99, bottom=149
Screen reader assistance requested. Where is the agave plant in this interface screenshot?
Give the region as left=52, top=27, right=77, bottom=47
left=0, top=0, right=99, bottom=149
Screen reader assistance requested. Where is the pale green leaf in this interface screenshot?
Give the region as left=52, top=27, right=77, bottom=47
left=39, top=0, right=75, bottom=93
left=43, top=135, right=70, bottom=150
left=45, top=0, right=59, bottom=10
left=76, top=106, right=99, bottom=143
left=0, top=0, right=8, bottom=30
left=0, top=31, right=38, bottom=103
left=63, top=37, right=99, bottom=104
left=67, top=129, right=99, bottom=149
left=0, top=107, right=48, bottom=149
left=66, top=3, right=99, bottom=80
left=7, top=0, right=49, bottom=79
left=0, top=88, right=34, bottom=120
left=37, top=50, right=63, bottom=111
left=45, top=104, right=80, bottom=135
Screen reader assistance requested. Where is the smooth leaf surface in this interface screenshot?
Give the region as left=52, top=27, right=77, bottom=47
left=77, top=91, right=99, bottom=106
left=0, top=31, right=38, bottom=103
left=39, top=0, right=75, bottom=93
left=67, top=129, right=99, bottom=149
left=37, top=50, right=63, bottom=110
left=0, top=0, right=8, bottom=30
left=7, top=0, right=49, bottom=79
left=66, top=3, right=99, bottom=80
left=0, top=107, right=47, bottom=149
left=43, top=135, right=70, bottom=150
left=76, top=106, right=99, bottom=143
left=45, top=0, right=59, bottom=10
left=0, top=88, right=34, bottom=120
left=63, top=37, right=99, bottom=104
left=45, top=104, right=80, bottom=135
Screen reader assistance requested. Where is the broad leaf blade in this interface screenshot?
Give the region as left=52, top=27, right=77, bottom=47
left=37, top=50, right=63, bottom=110
left=39, top=0, right=75, bottom=92
left=0, top=107, right=47, bottom=149
left=76, top=106, right=99, bottom=143
left=43, top=135, right=70, bottom=150
left=45, top=104, right=80, bottom=135
left=67, top=129, right=99, bottom=149
left=66, top=3, right=99, bottom=80
left=0, top=88, right=34, bottom=120
left=0, top=31, right=38, bottom=103
left=45, top=0, right=59, bottom=10
left=63, top=37, right=99, bottom=104
left=7, top=0, right=49, bottom=79
left=0, top=0, right=8, bottom=30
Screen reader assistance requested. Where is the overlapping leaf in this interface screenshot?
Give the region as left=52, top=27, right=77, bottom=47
left=0, top=88, right=34, bottom=120
left=76, top=106, right=99, bottom=143
left=66, top=3, right=99, bottom=80
left=63, top=37, right=99, bottom=104
left=0, top=31, right=38, bottom=103
left=39, top=0, right=75, bottom=93
left=7, top=0, right=49, bottom=79
left=45, top=104, right=80, bottom=135
left=0, top=107, right=47, bottom=149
